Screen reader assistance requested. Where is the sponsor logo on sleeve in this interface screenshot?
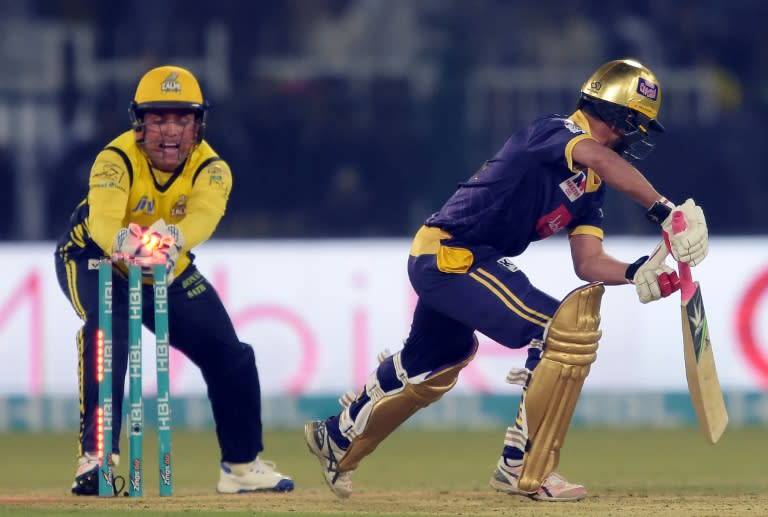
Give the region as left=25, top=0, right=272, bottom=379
left=559, top=171, right=587, bottom=202
left=207, top=164, right=228, bottom=193
left=535, top=205, right=573, bottom=238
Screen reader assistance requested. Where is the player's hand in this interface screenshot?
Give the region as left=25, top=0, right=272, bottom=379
left=147, top=219, right=184, bottom=283
left=661, top=199, right=708, bottom=266
left=626, top=243, right=681, bottom=304
left=112, top=223, right=176, bottom=280
left=112, top=223, right=167, bottom=260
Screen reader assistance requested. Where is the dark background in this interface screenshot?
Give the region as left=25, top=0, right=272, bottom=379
left=1, top=0, right=765, bottom=240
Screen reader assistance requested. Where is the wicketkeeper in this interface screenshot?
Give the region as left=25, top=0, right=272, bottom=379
left=55, top=65, right=294, bottom=495
left=305, top=58, right=709, bottom=501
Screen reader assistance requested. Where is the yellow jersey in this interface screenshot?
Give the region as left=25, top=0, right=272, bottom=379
left=58, top=130, right=232, bottom=278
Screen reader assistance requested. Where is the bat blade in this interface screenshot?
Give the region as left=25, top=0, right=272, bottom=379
left=680, top=281, right=728, bottom=444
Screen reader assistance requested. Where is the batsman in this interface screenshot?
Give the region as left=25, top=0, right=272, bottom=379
left=306, top=58, right=709, bottom=501
left=55, top=65, right=293, bottom=495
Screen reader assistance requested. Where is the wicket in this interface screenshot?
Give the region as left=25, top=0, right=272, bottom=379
left=97, top=257, right=173, bottom=497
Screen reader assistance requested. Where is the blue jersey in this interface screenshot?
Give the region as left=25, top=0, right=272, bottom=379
left=426, top=110, right=605, bottom=257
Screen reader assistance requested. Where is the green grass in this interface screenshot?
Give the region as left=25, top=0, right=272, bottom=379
left=0, top=427, right=766, bottom=515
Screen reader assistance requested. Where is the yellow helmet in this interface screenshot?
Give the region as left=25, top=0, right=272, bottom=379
left=129, top=65, right=208, bottom=141
left=577, top=59, right=664, bottom=160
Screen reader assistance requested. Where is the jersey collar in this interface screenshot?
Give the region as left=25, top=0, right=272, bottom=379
left=569, top=110, right=602, bottom=193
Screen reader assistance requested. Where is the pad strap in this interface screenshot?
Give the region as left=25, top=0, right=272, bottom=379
left=336, top=338, right=478, bottom=472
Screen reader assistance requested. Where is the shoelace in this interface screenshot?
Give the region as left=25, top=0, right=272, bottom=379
left=253, top=459, right=278, bottom=472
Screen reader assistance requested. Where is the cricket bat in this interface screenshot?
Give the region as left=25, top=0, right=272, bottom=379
left=671, top=211, right=728, bottom=444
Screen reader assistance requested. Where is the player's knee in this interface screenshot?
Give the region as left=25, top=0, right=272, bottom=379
left=213, top=341, right=257, bottom=377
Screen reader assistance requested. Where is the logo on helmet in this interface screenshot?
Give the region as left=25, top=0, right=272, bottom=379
left=160, top=73, right=182, bottom=94
left=637, top=78, right=658, bottom=100
left=589, top=81, right=602, bottom=91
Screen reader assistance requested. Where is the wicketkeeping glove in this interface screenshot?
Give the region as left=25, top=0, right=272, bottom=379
left=625, top=243, right=681, bottom=304
left=147, top=219, right=183, bottom=275
left=112, top=223, right=168, bottom=260
left=646, top=198, right=709, bottom=266
left=112, top=222, right=179, bottom=282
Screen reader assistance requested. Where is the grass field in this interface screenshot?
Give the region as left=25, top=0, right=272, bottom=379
left=0, top=427, right=766, bottom=516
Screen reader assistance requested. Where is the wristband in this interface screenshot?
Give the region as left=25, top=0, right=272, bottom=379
left=645, top=199, right=674, bottom=225
left=624, top=255, right=649, bottom=283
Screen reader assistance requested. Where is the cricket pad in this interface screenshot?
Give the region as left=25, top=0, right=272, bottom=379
left=518, top=282, right=604, bottom=493
left=336, top=348, right=475, bottom=472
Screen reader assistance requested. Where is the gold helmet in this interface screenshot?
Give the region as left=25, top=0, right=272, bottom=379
left=578, top=58, right=664, bottom=160
left=129, top=65, right=208, bottom=142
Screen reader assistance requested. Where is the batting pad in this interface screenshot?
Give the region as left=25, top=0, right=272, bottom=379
left=518, top=282, right=604, bottom=493
left=337, top=343, right=476, bottom=472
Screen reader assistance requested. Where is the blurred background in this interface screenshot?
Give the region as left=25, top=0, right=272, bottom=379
left=1, top=0, right=766, bottom=242
left=1, top=1, right=767, bottom=434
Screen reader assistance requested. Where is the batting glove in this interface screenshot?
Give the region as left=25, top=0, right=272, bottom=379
left=646, top=198, right=709, bottom=266
left=626, top=243, right=681, bottom=304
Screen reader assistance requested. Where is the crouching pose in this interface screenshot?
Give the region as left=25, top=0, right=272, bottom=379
left=305, top=58, right=708, bottom=501
left=56, top=65, right=293, bottom=495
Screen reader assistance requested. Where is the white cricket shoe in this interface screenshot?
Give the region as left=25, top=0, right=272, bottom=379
left=304, top=420, right=353, bottom=498
left=216, top=457, right=295, bottom=493
left=489, top=457, right=587, bottom=502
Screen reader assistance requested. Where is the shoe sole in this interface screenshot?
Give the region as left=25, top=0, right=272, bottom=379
left=216, top=478, right=295, bottom=494
left=304, top=422, right=351, bottom=499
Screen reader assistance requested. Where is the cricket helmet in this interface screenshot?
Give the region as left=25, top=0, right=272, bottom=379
left=129, top=65, right=208, bottom=142
left=578, top=58, right=664, bottom=160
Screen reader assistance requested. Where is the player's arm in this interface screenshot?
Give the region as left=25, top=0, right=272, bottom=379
left=87, top=151, right=131, bottom=255
left=569, top=233, right=631, bottom=285
left=571, top=138, right=709, bottom=267
left=571, top=138, right=662, bottom=208
left=174, top=160, right=233, bottom=250
left=570, top=233, right=680, bottom=302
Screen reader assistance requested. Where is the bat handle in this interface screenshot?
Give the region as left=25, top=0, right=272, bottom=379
left=671, top=211, right=696, bottom=300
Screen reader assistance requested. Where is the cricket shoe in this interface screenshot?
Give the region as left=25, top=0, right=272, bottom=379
left=71, top=452, right=123, bottom=496
left=489, top=457, right=587, bottom=502
left=304, top=420, right=353, bottom=498
left=217, top=457, right=295, bottom=493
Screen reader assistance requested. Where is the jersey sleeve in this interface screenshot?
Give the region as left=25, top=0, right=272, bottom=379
left=176, top=159, right=232, bottom=249
left=568, top=186, right=606, bottom=240
left=86, top=149, right=132, bottom=254
left=527, top=117, right=596, bottom=172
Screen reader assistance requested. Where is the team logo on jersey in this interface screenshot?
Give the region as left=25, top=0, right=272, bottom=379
left=131, top=196, right=155, bottom=215
left=497, top=257, right=519, bottom=272
left=563, top=119, right=584, bottom=134
left=637, top=78, right=658, bottom=100
left=559, top=171, right=587, bottom=202
left=171, top=195, right=187, bottom=219
left=161, top=72, right=182, bottom=93
left=536, top=205, right=572, bottom=238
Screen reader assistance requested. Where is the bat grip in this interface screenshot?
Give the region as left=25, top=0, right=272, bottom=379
left=671, top=211, right=696, bottom=300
